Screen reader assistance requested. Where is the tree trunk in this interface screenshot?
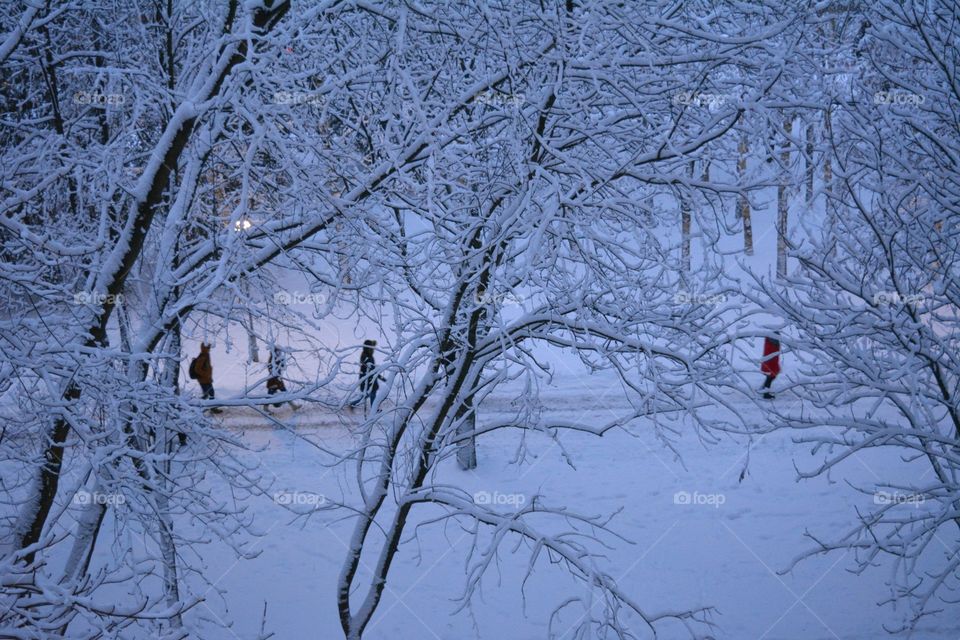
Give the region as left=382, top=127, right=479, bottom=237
left=456, top=404, right=477, bottom=471
left=823, top=107, right=832, bottom=194
left=777, top=118, right=792, bottom=279
left=681, top=160, right=694, bottom=272
left=157, top=326, right=183, bottom=629
left=738, top=134, right=753, bottom=255
left=59, top=482, right=107, bottom=587
left=247, top=312, right=259, bottom=363
left=245, top=277, right=259, bottom=363
left=336, top=218, right=352, bottom=285
left=823, top=106, right=836, bottom=235
left=805, top=121, right=814, bottom=206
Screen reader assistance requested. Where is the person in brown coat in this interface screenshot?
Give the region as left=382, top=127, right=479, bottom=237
left=190, top=343, right=221, bottom=413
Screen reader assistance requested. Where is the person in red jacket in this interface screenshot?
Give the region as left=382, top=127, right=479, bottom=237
left=760, top=332, right=781, bottom=399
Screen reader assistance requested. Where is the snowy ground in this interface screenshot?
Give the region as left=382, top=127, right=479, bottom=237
left=77, top=202, right=955, bottom=640
left=176, top=371, right=960, bottom=640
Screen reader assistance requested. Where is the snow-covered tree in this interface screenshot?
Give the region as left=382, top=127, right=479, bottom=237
left=0, top=1, right=331, bottom=636
left=750, top=0, right=960, bottom=628
left=314, top=2, right=801, bottom=637
left=9, top=0, right=930, bottom=638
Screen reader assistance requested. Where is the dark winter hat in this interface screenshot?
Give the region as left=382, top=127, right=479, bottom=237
left=363, top=339, right=377, bottom=346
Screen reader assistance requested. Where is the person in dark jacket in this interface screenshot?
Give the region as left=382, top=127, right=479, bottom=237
left=760, top=333, right=781, bottom=399
left=357, top=339, right=383, bottom=411
left=266, top=345, right=288, bottom=408
left=193, top=343, right=222, bottom=413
